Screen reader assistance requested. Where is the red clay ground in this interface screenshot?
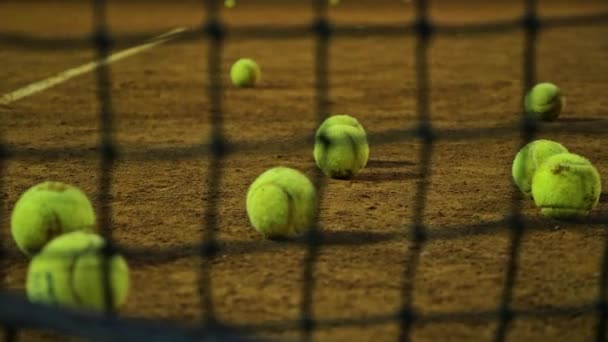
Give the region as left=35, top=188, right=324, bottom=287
left=1, top=0, right=608, bottom=341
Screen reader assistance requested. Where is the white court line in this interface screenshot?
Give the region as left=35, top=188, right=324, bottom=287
left=0, top=27, right=187, bottom=105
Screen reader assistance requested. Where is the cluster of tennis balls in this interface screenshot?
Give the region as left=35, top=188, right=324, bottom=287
left=10, top=181, right=130, bottom=313
left=230, top=59, right=369, bottom=239
left=513, top=82, right=602, bottom=219
left=246, top=115, right=369, bottom=239
left=512, top=139, right=601, bottom=219
left=245, top=78, right=599, bottom=240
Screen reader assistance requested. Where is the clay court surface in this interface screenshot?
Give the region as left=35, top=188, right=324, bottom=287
left=1, top=0, right=608, bottom=341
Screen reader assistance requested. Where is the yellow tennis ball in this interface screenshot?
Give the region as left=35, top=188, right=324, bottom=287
left=313, top=115, right=369, bottom=179
left=224, top=0, right=236, bottom=8
left=329, top=0, right=340, bottom=5
left=532, top=153, right=601, bottom=219
left=26, top=231, right=130, bottom=312
left=230, top=58, right=261, bottom=87
left=11, top=181, right=96, bottom=256
left=524, top=82, right=563, bottom=121
left=512, top=139, right=569, bottom=197
left=246, top=167, right=317, bottom=239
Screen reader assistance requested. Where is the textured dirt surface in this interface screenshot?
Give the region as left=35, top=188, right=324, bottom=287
left=1, top=1, right=608, bottom=341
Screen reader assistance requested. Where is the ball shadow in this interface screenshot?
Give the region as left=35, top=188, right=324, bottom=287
left=124, top=230, right=397, bottom=265
left=120, top=212, right=608, bottom=266
left=555, top=117, right=604, bottom=123
left=354, top=170, right=421, bottom=182
left=366, top=159, right=416, bottom=168
left=424, top=214, right=608, bottom=241
left=291, top=229, right=397, bottom=246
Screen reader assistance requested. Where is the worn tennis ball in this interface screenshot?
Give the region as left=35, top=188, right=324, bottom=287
left=314, top=115, right=369, bottom=179
left=512, top=139, right=569, bottom=197
left=524, top=82, right=563, bottom=121
left=11, top=181, right=96, bottom=257
left=246, top=167, right=317, bottom=239
left=329, top=0, right=340, bottom=5
left=26, top=231, right=130, bottom=312
left=224, top=0, right=236, bottom=8
left=532, top=153, right=601, bottom=219
left=230, top=58, right=261, bottom=87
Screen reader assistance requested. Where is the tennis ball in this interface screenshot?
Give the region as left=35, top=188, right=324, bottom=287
left=329, top=0, right=340, bottom=5
left=230, top=58, right=261, bottom=87
left=11, top=181, right=96, bottom=257
left=531, top=153, right=601, bottom=219
left=224, top=0, right=236, bottom=8
left=313, top=115, right=369, bottom=179
left=512, top=139, right=569, bottom=197
left=524, top=82, right=563, bottom=121
left=26, top=231, right=130, bottom=312
left=246, top=167, right=317, bottom=239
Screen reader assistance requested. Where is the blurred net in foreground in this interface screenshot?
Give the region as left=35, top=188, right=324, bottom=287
left=1, top=0, right=608, bottom=341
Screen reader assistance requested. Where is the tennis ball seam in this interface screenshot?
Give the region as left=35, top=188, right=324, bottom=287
left=43, top=272, right=57, bottom=305
left=345, top=131, right=359, bottom=172
left=531, top=145, right=540, bottom=169
left=277, top=184, right=297, bottom=237
left=45, top=212, right=62, bottom=250
left=255, top=182, right=296, bottom=237
left=529, top=94, right=560, bottom=110
left=282, top=187, right=296, bottom=235
left=316, top=132, right=332, bottom=173
left=552, top=162, right=593, bottom=169
left=68, top=242, right=97, bottom=307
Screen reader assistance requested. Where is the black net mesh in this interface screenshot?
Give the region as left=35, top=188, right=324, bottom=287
left=1, top=0, right=608, bottom=341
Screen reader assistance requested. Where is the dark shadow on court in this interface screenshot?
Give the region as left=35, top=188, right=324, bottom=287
left=291, top=230, right=397, bottom=246
left=250, top=82, right=294, bottom=90
left=554, top=117, right=604, bottom=123
left=366, top=159, right=416, bottom=168
left=423, top=219, right=507, bottom=240
left=423, top=215, right=608, bottom=241
left=123, top=230, right=397, bottom=265
left=355, top=170, right=420, bottom=182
